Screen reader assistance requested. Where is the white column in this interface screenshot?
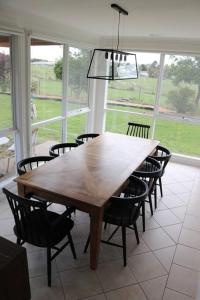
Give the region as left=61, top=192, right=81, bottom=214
left=152, top=53, right=165, bottom=138
left=12, top=32, right=31, bottom=161
left=90, top=51, right=108, bottom=133
left=61, top=44, right=68, bottom=142
left=92, top=79, right=108, bottom=133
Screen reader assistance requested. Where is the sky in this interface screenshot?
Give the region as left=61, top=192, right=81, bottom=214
left=0, top=45, right=179, bottom=65
left=30, top=47, right=162, bottom=64
left=31, top=45, right=63, bottom=61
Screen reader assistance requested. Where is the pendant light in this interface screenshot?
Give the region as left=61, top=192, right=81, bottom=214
left=87, top=3, right=138, bottom=80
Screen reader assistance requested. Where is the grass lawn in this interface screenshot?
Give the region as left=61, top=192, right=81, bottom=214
left=0, top=94, right=13, bottom=128
left=1, top=91, right=200, bottom=157
left=106, top=107, right=200, bottom=157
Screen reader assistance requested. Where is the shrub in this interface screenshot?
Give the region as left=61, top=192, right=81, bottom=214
left=167, top=86, right=195, bottom=114
left=31, top=79, right=39, bottom=94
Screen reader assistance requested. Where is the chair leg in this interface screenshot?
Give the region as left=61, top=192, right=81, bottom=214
left=149, top=194, right=153, bottom=216
left=47, top=248, right=51, bottom=287
left=67, top=232, right=77, bottom=259
left=104, top=222, right=107, bottom=230
left=16, top=238, right=24, bottom=246
left=6, top=157, right=11, bottom=173
left=154, top=184, right=157, bottom=209
left=121, top=226, right=127, bottom=267
left=84, top=234, right=90, bottom=253
left=159, top=177, right=163, bottom=197
left=133, top=223, right=139, bottom=244
left=142, top=201, right=145, bottom=232
left=16, top=237, right=21, bottom=245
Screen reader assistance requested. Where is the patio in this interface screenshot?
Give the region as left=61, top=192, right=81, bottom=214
left=1, top=161, right=200, bottom=300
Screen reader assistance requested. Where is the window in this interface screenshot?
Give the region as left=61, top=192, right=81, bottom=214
left=30, top=38, right=64, bottom=155
left=31, top=39, right=63, bottom=123
left=0, top=35, right=16, bottom=182
left=0, top=36, right=12, bottom=129
left=33, top=122, right=62, bottom=156
left=67, top=47, right=90, bottom=112
left=156, top=54, right=200, bottom=157
left=67, top=113, right=88, bottom=142
left=105, top=52, right=160, bottom=137
left=106, top=111, right=153, bottom=135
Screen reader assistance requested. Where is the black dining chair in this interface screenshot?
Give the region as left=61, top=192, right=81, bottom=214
left=76, top=133, right=99, bottom=145
left=17, top=155, right=54, bottom=176
left=2, top=188, right=77, bottom=287
left=127, top=122, right=151, bottom=139
left=149, top=145, right=171, bottom=199
left=83, top=176, right=148, bottom=266
left=49, top=143, right=78, bottom=215
left=17, top=155, right=75, bottom=216
left=131, top=157, right=162, bottom=231
left=49, top=142, right=78, bottom=158
left=17, top=156, right=54, bottom=207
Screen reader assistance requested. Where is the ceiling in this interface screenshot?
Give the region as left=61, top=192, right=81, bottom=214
left=1, top=0, right=200, bottom=43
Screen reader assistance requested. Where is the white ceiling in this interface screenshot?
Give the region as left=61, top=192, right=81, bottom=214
left=2, top=0, right=200, bottom=43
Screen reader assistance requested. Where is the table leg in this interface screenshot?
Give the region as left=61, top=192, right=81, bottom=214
left=90, top=207, right=104, bottom=270
left=17, top=183, right=26, bottom=197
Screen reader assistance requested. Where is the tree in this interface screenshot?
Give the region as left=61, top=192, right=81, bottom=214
left=139, top=64, right=148, bottom=71
left=168, top=56, right=200, bottom=105
left=147, top=60, right=159, bottom=78
left=0, top=52, right=10, bottom=92
left=54, top=49, right=89, bottom=97
left=54, top=59, right=63, bottom=81
left=167, top=86, right=195, bottom=114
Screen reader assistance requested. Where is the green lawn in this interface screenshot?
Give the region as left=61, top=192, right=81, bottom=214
left=1, top=91, right=200, bottom=157
left=105, top=109, right=200, bottom=156
left=0, top=94, right=13, bottom=128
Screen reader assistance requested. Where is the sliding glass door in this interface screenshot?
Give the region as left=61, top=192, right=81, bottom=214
left=30, top=38, right=63, bottom=156
left=0, top=34, right=15, bottom=182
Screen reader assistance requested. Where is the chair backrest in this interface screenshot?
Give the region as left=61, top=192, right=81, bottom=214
left=76, top=133, right=100, bottom=145
left=133, top=157, right=162, bottom=193
left=127, top=122, right=150, bottom=139
left=17, top=156, right=54, bottom=175
left=2, top=188, right=49, bottom=244
left=49, top=142, right=78, bottom=158
left=111, top=176, right=148, bottom=224
left=149, top=145, right=171, bottom=175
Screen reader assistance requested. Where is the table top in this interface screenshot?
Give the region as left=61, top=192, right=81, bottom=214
left=15, top=133, right=159, bottom=208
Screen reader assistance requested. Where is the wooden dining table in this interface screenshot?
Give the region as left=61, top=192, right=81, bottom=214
left=15, top=132, right=159, bottom=270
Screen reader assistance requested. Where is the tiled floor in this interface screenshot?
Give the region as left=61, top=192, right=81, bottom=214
left=1, top=162, right=200, bottom=299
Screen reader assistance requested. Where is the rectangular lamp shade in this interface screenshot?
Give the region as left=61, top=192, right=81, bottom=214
left=87, top=49, right=138, bottom=80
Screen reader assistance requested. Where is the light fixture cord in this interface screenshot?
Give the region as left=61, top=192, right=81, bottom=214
left=117, top=11, right=121, bottom=50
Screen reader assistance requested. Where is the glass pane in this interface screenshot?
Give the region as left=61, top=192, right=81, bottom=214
left=106, top=110, right=153, bottom=135
left=0, top=36, right=12, bottom=129
left=31, top=39, right=63, bottom=123
left=155, top=117, right=200, bottom=157
left=68, top=47, right=90, bottom=111
left=33, top=122, right=61, bottom=156
left=158, top=54, right=200, bottom=157
left=106, top=52, right=160, bottom=116
left=67, top=113, right=88, bottom=142
left=160, top=54, right=200, bottom=119
left=0, top=133, right=15, bottom=182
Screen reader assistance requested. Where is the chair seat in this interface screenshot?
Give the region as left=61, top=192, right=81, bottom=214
left=14, top=210, right=74, bottom=247
left=104, top=202, right=138, bottom=227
